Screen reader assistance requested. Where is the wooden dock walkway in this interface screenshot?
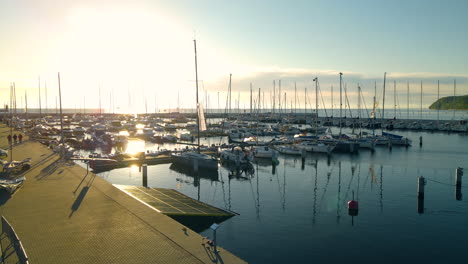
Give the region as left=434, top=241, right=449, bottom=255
left=0, top=124, right=246, bottom=264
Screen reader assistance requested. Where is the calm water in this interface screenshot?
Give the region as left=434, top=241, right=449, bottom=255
left=89, top=129, right=468, bottom=263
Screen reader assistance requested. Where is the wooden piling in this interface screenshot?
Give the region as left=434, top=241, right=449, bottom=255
left=142, top=164, right=148, bottom=187
left=418, top=176, right=425, bottom=199
left=455, top=167, right=463, bottom=201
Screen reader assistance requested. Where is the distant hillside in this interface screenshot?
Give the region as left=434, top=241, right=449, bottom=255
left=429, top=95, right=468, bottom=110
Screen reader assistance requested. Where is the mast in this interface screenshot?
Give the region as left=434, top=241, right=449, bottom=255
left=437, top=80, right=440, bottom=123
left=304, top=87, right=307, bottom=115
left=394, top=80, right=396, bottom=119
left=407, top=81, right=409, bottom=119
left=250, top=83, right=252, bottom=114
left=313, top=77, right=318, bottom=137
left=228, top=73, right=232, bottom=116
left=420, top=81, right=422, bottom=121
left=453, top=79, right=456, bottom=119
left=38, top=76, right=42, bottom=118
left=58, top=73, right=64, bottom=158
left=273, top=80, right=276, bottom=115
left=9, top=83, right=13, bottom=162
left=294, top=82, right=297, bottom=116
left=372, top=81, right=377, bottom=136
left=279, top=80, right=281, bottom=117
left=194, top=39, right=200, bottom=152
left=331, top=85, right=334, bottom=117
left=358, top=84, right=362, bottom=134
left=99, top=84, right=102, bottom=115
left=339, top=72, right=343, bottom=136
left=382, top=72, right=387, bottom=131
left=45, top=81, right=48, bottom=115
left=25, top=91, right=28, bottom=123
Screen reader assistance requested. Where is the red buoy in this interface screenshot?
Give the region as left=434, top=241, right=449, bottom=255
left=348, top=200, right=358, bottom=210
left=348, top=191, right=359, bottom=216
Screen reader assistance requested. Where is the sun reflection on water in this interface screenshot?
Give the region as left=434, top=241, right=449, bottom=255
left=125, top=139, right=145, bottom=155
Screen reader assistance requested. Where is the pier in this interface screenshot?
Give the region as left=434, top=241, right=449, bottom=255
left=0, top=124, right=246, bottom=264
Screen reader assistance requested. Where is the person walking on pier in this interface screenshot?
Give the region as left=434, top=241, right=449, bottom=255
left=13, top=134, right=17, bottom=144
left=18, top=134, right=23, bottom=143
left=7, top=134, right=11, bottom=144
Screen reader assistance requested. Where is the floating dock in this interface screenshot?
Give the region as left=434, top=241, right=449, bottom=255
left=115, top=185, right=235, bottom=232
left=90, top=155, right=173, bottom=172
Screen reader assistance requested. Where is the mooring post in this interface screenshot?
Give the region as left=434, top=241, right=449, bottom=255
left=142, top=164, right=148, bottom=187
left=417, top=176, right=425, bottom=214
left=419, top=136, right=423, bottom=147
left=418, top=176, right=425, bottom=199
left=455, top=167, right=463, bottom=201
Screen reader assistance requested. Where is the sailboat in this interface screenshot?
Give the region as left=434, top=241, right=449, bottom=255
left=171, top=40, right=218, bottom=171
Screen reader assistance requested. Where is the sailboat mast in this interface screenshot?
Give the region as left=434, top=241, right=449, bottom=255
left=9, top=83, right=13, bottom=162
left=279, top=80, right=281, bottom=117
left=294, top=82, right=297, bottom=115
left=25, top=91, right=28, bottom=122
left=339, top=72, right=343, bottom=136
left=99, top=84, right=102, bottom=115
left=313, top=77, right=318, bottom=137
left=194, top=39, right=200, bottom=152
left=382, top=72, right=387, bottom=131
left=394, top=80, right=396, bottom=119
left=453, top=79, right=456, bottom=119
left=407, top=81, right=409, bottom=119
left=38, top=76, right=42, bottom=118
left=58, top=72, right=64, bottom=158
left=273, top=80, right=276, bottom=115
left=250, top=83, right=252, bottom=114
left=331, top=85, right=334, bottom=117
left=45, top=81, right=48, bottom=115
left=228, top=74, right=232, bottom=116
left=437, top=80, right=440, bottom=123
left=420, top=81, right=422, bottom=121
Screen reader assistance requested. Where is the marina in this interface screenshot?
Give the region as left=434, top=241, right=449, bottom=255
left=1, top=1, right=468, bottom=263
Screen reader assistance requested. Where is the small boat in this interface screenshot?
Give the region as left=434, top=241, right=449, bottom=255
left=276, top=145, right=303, bottom=156
left=172, top=151, right=218, bottom=170
left=252, top=146, right=278, bottom=159
left=382, top=132, right=412, bottom=146
left=180, top=133, right=194, bottom=142
left=219, top=146, right=252, bottom=165
left=73, top=126, right=86, bottom=135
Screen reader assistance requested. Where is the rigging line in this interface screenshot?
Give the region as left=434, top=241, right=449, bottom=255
left=425, top=178, right=468, bottom=187
left=317, top=82, right=328, bottom=117
left=343, top=83, right=353, bottom=118
left=360, top=89, right=371, bottom=119
left=396, top=88, right=403, bottom=119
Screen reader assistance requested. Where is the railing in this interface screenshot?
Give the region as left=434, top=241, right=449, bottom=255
left=1, top=216, right=29, bottom=264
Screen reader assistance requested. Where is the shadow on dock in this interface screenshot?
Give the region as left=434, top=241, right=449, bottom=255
left=69, top=174, right=96, bottom=218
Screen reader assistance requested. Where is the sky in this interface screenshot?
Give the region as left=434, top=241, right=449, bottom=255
left=0, top=0, right=467, bottom=113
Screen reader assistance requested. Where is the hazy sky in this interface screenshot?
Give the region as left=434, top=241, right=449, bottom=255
left=1, top=0, right=467, bottom=112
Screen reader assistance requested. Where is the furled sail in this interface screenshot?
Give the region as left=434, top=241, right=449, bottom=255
left=197, top=103, right=207, bottom=131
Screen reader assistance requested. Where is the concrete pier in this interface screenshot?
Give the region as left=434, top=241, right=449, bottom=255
left=0, top=124, right=246, bottom=264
